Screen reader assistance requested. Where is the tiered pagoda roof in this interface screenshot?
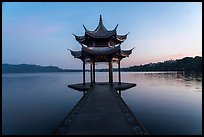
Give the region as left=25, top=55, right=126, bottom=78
left=73, top=15, right=129, bottom=46
left=69, top=15, right=134, bottom=62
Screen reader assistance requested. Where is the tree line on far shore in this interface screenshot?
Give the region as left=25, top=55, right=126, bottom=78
left=98, top=56, right=202, bottom=73
left=121, top=56, right=202, bottom=72
left=2, top=56, right=202, bottom=73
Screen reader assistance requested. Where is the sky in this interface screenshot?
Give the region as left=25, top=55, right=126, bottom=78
left=2, top=2, right=202, bottom=69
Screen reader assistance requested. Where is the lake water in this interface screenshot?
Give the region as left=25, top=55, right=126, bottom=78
left=2, top=72, right=202, bottom=135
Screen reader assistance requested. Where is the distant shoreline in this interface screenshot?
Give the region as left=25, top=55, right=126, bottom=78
left=2, top=71, right=202, bottom=74
left=2, top=56, right=202, bottom=74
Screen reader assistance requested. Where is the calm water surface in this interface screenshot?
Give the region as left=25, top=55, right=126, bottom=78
left=2, top=72, right=202, bottom=135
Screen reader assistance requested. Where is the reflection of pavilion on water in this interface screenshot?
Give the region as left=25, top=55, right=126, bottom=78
left=69, top=15, right=134, bottom=85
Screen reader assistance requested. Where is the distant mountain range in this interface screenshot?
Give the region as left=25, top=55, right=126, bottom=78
left=2, top=56, right=202, bottom=73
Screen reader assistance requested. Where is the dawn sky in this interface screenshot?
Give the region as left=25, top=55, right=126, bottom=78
left=2, top=2, right=202, bottom=69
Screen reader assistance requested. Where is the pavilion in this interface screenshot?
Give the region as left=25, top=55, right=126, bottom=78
left=69, top=15, right=134, bottom=85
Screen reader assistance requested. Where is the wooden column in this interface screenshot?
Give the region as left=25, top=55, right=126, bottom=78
left=90, top=61, right=93, bottom=84
left=118, top=59, right=121, bottom=85
left=109, top=59, right=113, bottom=84
left=83, top=60, right=86, bottom=85
left=93, top=60, right=95, bottom=83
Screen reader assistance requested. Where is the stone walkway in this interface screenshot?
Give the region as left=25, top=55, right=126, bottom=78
left=55, top=83, right=148, bottom=135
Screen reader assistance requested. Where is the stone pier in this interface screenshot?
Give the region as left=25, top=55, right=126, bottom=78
left=55, top=82, right=148, bottom=135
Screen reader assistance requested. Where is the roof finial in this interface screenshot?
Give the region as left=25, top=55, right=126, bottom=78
left=72, top=33, right=76, bottom=37
left=114, top=24, right=118, bottom=30
left=100, top=15, right=102, bottom=22
left=126, top=32, right=130, bottom=35
left=83, top=25, right=87, bottom=31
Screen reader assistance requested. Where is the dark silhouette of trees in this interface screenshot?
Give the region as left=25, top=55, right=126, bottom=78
left=2, top=56, right=202, bottom=73
left=2, top=64, right=81, bottom=73
left=123, top=56, right=202, bottom=72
